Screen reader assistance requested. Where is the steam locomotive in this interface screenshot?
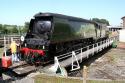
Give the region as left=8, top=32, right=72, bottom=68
left=21, top=12, right=108, bottom=64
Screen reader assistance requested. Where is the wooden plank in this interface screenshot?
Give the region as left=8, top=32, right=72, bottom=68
left=13, top=66, right=36, bottom=75
left=9, top=61, right=27, bottom=69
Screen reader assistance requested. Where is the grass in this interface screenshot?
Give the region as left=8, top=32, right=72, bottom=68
left=0, top=47, right=4, bottom=58
left=34, top=74, right=125, bottom=83
left=88, top=80, right=125, bottom=83
left=0, top=44, right=10, bottom=58
left=34, top=74, right=81, bottom=83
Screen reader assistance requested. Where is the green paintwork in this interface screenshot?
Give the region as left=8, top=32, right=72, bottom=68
left=51, top=17, right=97, bottom=43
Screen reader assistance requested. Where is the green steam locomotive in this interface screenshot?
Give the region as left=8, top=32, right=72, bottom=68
left=21, top=12, right=108, bottom=64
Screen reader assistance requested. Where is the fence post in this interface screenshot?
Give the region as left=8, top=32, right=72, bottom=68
left=96, top=43, right=98, bottom=53
left=80, top=48, right=83, bottom=62
left=4, top=36, right=6, bottom=57
left=92, top=44, right=94, bottom=55
left=83, top=66, right=88, bottom=83
left=11, top=37, right=13, bottom=42
left=8, top=37, right=9, bottom=46
left=87, top=46, right=89, bottom=58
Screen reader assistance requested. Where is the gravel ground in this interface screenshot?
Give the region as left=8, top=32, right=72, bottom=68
left=68, top=42, right=125, bottom=80
left=88, top=48, right=125, bottom=80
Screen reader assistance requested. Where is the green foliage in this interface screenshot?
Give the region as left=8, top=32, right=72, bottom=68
left=0, top=24, right=18, bottom=34
left=0, top=24, right=3, bottom=34
left=0, top=24, right=2, bottom=29
left=11, top=26, right=18, bottom=33
left=2, top=25, right=8, bottom=34
left=0, top=22, right=29, bottom=35
left=0, top=21, right=30, bottom=36
left=21, top=22, right=30, bottom=33
left=92, top=18, right=110, bottom=26
left=24, top=22, right=30, bottom=28
left=21, top=27, right=28, bottom=33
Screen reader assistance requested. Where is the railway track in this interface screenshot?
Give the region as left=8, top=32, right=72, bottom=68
left=2, top=61, right=37, bottom=77
left=2, top=36, right=118, bottom=78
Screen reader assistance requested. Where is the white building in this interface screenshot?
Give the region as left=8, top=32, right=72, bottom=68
left=119, top=29, right=125, bottom=42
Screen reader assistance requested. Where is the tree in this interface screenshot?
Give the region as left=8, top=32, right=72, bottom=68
left=92, top=18, right=110, bottom=26
left=0, top=24, right=2, bottom=28
left=11, top=26, right=18, bottom=33
left=24, top=22, right=30, bottom=29
left=0, top=24, right=22, bottom=35
left=0, top=24, right=3, bottom=32
left=2, top=26, right=8, bottom=34
left=18, top=26, right=22, bottom=35
left=22, top=22, right=30, bottom=33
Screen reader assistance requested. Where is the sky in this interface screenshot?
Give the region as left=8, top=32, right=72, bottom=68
left=0, top=0, right=125, bottom=26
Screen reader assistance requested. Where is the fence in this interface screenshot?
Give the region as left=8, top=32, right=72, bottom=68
left=0, top=35, right=21, bottom=46
left=56, top=36, right=118, bottom=71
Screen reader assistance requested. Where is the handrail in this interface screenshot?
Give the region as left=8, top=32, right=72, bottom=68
left=56, top=36, right=118, bottom=71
